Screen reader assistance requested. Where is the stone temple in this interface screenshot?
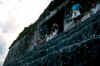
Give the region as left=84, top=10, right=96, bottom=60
left=3, top=0, right=100, bottom=66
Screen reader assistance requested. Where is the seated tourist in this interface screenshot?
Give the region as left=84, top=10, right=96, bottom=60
left=52, top=29, right=58, bottom=38
left=52, top=23, right=59, bottom=34
left=46, top=30, right=57, bottom=42
left=81, top=2, right=100, bottom=22
left=46, top=34, right=50, bottom=42
left=72, top=1, right=82, bottom=23
left=46, top=23, right=59, bottom=42
left=96, top=3, right=100, bottom=13
left=88, top=2, right=100, bottom=16
left=48, top=31, right=54, bottom=40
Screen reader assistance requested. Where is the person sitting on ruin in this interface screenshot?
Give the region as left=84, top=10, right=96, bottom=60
left=52, top=29, right=58, bottom=38
left=72, top=1, right=83, bottom=23
left=46, top=23, right=60, bottom=42
left=52, top=23, right=59, bottom=34
left=46, top=30, right=57, bottom=42
left=46, top=31, right=54, bottom=41
left=46, top=34, right=50, bottom=42
left=88, top=1, right=100, bottom=17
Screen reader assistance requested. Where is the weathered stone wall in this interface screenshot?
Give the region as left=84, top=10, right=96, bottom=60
left=3, top=12, right=100, bottom=66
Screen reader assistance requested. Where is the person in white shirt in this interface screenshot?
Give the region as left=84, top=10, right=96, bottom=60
left=46, top=30, right=58, bottom=42
left=71, top=0, right=83, bottom=23
left=89, top=3, right=100, bottom=15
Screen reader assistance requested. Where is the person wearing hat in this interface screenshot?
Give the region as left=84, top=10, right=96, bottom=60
left=72, top=1, right=82, bottom=23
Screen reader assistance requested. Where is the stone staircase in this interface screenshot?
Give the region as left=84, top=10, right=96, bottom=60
left=9, top=13, right=100, bottom=66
